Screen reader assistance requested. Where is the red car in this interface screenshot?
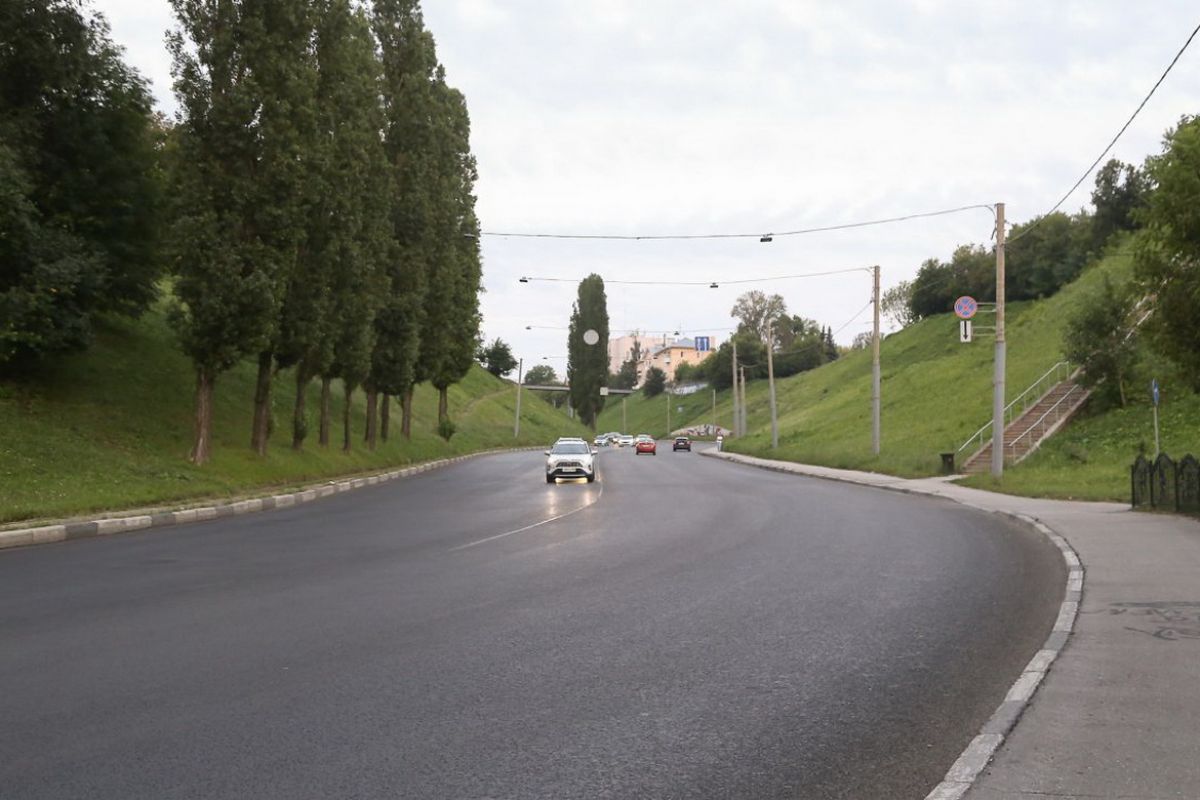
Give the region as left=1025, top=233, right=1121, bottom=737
left=634, top=435, right=657, bottom=455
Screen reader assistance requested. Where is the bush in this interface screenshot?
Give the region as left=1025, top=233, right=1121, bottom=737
left=437, top=418, right=456, bottom=441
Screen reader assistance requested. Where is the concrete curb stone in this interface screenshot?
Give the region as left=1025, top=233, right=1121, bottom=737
left=0, top=446, right=543, bottom=553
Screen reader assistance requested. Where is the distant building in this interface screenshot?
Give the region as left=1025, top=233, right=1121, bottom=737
left=637, top=336, right=717, bottom=385
left=607, top=331, right=673, bottom=375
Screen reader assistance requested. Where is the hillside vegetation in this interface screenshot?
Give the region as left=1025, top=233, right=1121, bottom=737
left=603, top=245, right=1196, bottom=502
left=0, top=307, right=586, bottom=525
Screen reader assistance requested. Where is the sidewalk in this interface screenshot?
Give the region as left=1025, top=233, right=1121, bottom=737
left=706, top=450, right=1200, bottom=800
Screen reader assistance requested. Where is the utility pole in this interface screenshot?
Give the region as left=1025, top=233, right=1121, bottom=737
left=767, top=324, right=778, bottom=449
left=991, top=202, right=1007, bottom=478
left=739, top=366, right=747, bottom=439
left=731, top=340, right=739, bottom=437
left=712, top=388, right=717, bottom=435
left=872, top=265, right=881, bottom=456
left=622, top=396, right=627, bottom=432
left=666, top=386, right=671, bottom=437
left=513, top=357, right=523, bottom=438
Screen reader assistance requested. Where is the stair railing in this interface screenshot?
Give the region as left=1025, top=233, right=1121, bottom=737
left=957, top=361, right=1074, bottom=457
left=1004, top=383, right=1086, bottom=461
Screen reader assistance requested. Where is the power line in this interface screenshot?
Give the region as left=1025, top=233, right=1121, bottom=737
left=1009, top=19, right=1200, bottom=244
left=484, top=204, right=994, bottom=242
left=518, top=266, right=871, bottom=287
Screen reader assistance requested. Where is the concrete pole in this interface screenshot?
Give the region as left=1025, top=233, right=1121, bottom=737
left=767, top=324, right=778, bottom=449
left=872, top=265, right=881, bottom=456
left=514, top=357, right=523, bottom=438
left=731, top=340, right=740, bottom=437
left=712, top=388, right=717, bottom=435
left=622, top=396, right=627, bottom=432
left=666, top=387, right=671, bottom=438
left=739, top=366, right=747, bottom=437
left=991, top=202, right=1007, bottom=478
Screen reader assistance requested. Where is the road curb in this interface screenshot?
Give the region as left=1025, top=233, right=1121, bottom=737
left=701, top=449, right=1084, bottom=800
left=0, top=447, right=542, bottom=553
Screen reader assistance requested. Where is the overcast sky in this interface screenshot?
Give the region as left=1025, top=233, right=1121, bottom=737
left=92, top=0, right=1199, bottom=369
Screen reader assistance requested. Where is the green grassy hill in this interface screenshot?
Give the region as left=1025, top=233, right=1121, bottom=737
left=600, top=245, right=1197, bottom=501
left=0, top=306, right=587, bottom=525
left=595, top=388, right=724, bottom=440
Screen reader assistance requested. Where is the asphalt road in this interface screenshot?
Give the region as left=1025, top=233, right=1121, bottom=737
left=0, top=444, right=1064, bottom=799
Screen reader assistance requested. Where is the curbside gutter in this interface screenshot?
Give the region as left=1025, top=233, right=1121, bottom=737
left=700, top=449, right=1084, bottom=800
left=0, top=446, right=543, bottom=553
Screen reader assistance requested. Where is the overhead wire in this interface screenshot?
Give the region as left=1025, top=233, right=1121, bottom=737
left=482, top=204, right=994, bottom=242
left=1009, top=19, right=1200, bottom=244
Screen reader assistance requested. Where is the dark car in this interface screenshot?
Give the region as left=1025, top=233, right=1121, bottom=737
left=673, top=436, right=691, bottom=452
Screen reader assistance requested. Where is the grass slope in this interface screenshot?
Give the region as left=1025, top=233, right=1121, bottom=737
left=600, top=245, right=1198, bottom=502
left=1, top=307, right=588, bottom=525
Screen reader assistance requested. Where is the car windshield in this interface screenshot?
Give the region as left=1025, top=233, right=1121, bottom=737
left=551, top=442, right=589, bottom=455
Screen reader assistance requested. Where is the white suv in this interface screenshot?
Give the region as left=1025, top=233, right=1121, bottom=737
left=545, top=439, right=597, bottom=483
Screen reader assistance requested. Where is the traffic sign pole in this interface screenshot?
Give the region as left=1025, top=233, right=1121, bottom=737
left=1152, top=378, right=1161, bottom=458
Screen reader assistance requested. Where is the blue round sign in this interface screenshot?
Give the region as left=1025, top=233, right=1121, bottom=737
left=954, top=296, right=978, bottom=320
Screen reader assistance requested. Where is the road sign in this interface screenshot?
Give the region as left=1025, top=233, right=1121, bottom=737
left=695, top=336, right=711, bottom=352
left=959, top=320, right=973, bottom=343
left=599, top=387, right=609, bottom=396
left=954, top=296, right=979, bottom=319
left=1152, top=378, right=1160, bottom=407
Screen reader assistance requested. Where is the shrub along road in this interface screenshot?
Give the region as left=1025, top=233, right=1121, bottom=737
left=0, top=445, right=1064, bottom=799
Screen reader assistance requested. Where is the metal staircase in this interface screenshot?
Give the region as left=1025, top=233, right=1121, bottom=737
left=958, top=362, right=1091, bottom=474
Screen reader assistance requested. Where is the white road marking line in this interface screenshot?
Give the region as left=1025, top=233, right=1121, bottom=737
left=449, top=482, right=605, bottom=551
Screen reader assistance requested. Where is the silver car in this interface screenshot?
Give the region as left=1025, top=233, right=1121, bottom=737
left=545, top=440, right=597, bottom=483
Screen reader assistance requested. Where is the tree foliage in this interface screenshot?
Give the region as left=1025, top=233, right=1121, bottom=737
left=478, top=337, right=517, bottom=377
left=881, top=281, right=916, bottom=329
left=731, top=290, right=787, bottom=343
left=1091, top=158, right=1148, bottom=250
left=0, top=0, right=160, bottom=370
left=1134, top=115, right=1200, bottom=389
left=642, top=366, right=666, bottom=398
left=523, top=364, right=558, bottom=385
left=1063, top=275, right=1138, bottom=408
left=567, top=274, right=609, bottom=427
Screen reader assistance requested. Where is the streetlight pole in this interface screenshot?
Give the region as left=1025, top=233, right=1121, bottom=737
left=872, top=265, right=881, bottom=456
left=514, top=357, right=523, bottom=438
left=739, top=365, right=747, bottom=439
left=767, top=323, right=778, bottom=449
left=731, top=340, right=739, bottom=437
left=991, top=202, right=1006, bottom=478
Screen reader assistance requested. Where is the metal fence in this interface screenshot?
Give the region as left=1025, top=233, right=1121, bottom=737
left=1131, top=453, right=1200, bottom=513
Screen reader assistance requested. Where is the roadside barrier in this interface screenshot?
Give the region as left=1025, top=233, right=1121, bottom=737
left=1131, top=453, right=1200, bottom=513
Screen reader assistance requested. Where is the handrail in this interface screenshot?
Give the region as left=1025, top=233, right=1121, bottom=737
left=1005, top=384, right=1084, bottom=457
left=957, top=361, right=1073, bottom=454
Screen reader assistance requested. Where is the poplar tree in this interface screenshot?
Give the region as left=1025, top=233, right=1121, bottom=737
left=420, top=74, right=482, bottom=426
left=567, top=274, right=610, bottom=428
left=371, top=0, right=436, bottom=440
left=168, top=0, right=316, bottom=463
left=283, top=0, right=388, bottom=451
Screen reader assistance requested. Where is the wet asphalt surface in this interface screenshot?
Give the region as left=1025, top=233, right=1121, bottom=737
left=0, top=445, right=1064, bottom=799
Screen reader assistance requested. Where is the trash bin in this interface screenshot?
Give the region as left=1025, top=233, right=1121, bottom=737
left=716, top=435, right=724, bottom=452
left=940, top=452, right=955, bottom=474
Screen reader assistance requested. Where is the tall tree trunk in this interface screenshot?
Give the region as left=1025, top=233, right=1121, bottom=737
left=251, top=351, right=273, bottom=456
left=342, top=382, right=354, bottom=453
left=401, top=386, right=413, bottom=440
left=380, top=393, right=390, bottom=441
left=319, top=376, right=332, bottom=447
left=438, top=385, right=449, bottom=424
left=364, top=388, right=378, bottom=450
left=292, top=368, right=309, bottom=450
left=190, top=367, right=215, bottom=465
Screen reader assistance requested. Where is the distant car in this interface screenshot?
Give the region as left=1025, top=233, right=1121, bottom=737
left=594, top=434, right=608, bottom=447
left=617, top=434, right=634, bottom=448
left=634, top=435, right=657, bottom=456
left=673, top=436, right=691, bottom=452
left=545, top=439, right=597, bottom=483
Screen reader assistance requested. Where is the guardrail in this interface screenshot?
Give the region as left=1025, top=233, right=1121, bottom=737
left=958, top=361, right=1075, bottom=456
